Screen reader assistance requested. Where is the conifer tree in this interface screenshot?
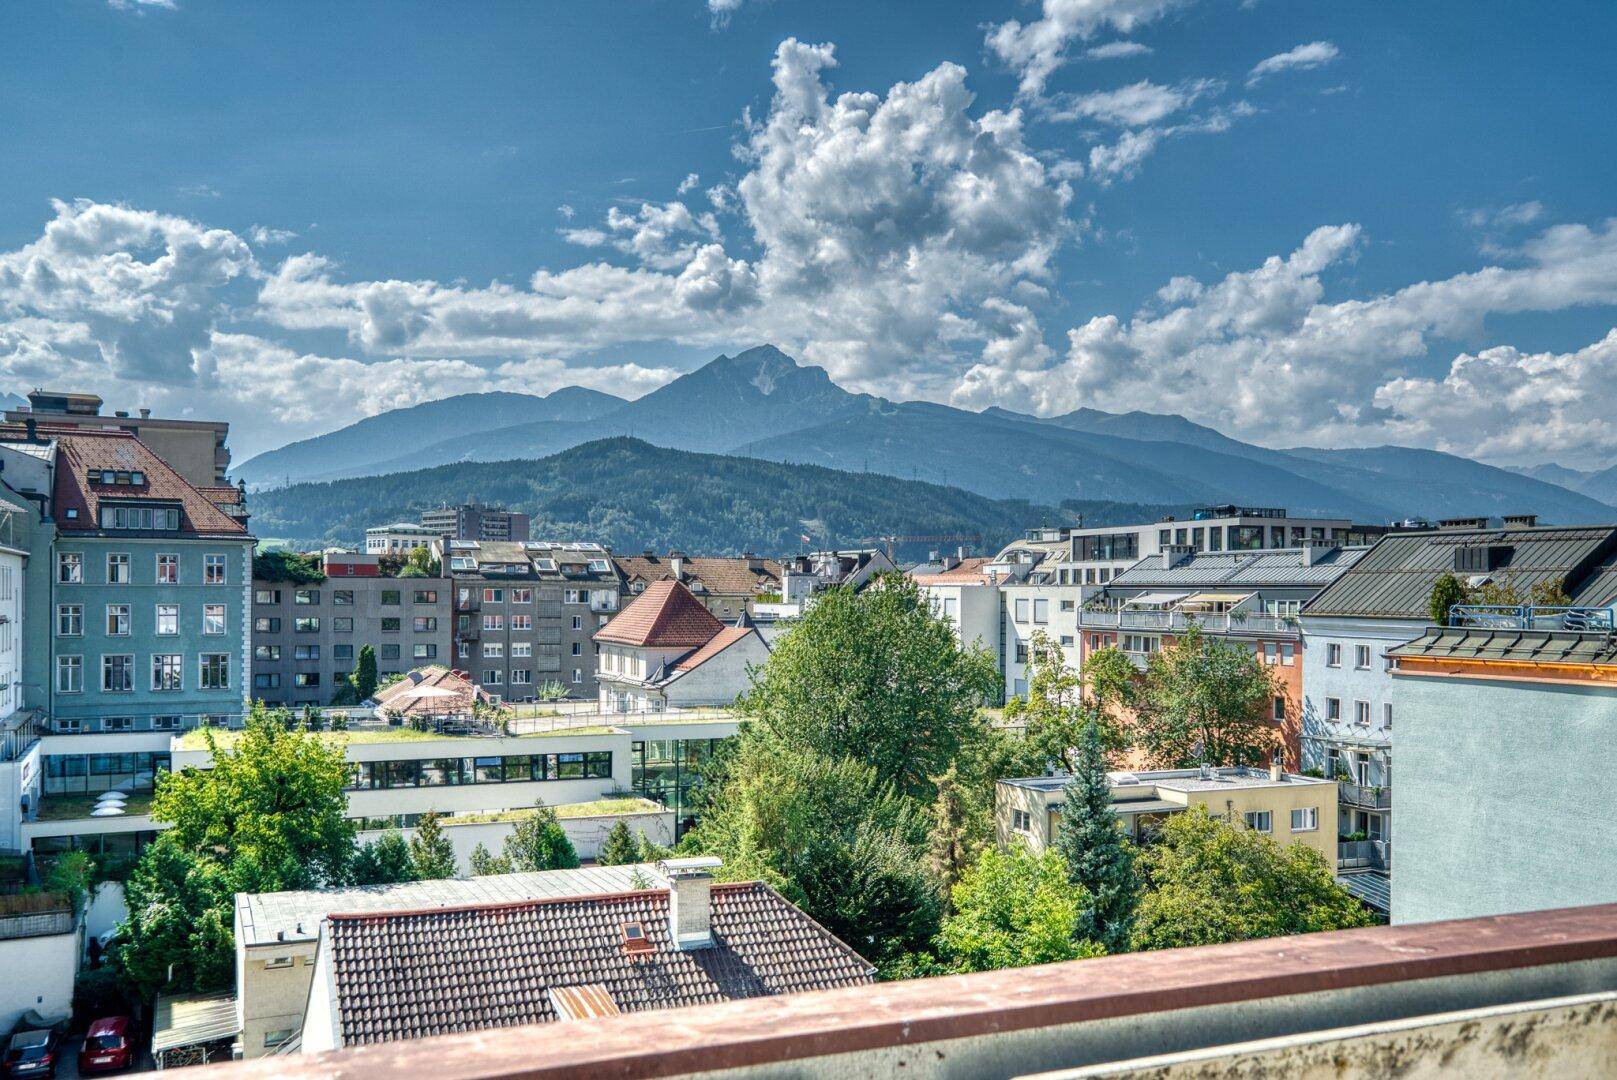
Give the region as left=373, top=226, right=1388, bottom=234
left=598, top=820, right=639, bottom=866
left=409, top=811, right=458, bottom=879
left=1052, top=718, right=1138, bottom=952
left=353, top=644, right=378, bottom=701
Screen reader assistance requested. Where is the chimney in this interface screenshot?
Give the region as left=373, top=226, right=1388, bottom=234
left=669, top=552, right=685, bottom=579
left=1438, top=516, right=1489, bottom=531
left=1502, top=513, right=1539, bottom=529
left=139, top=408, right=151, bottom=419
left=658, top=856, right=721, bottom=950
left=1161, top=544, right=1195, bottom=570
left=1270, top=757, right=1283, bottom=782
left=1300, top=539, right=1336, bottom=566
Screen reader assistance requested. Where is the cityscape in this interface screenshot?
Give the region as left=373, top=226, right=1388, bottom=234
left=1, top=2, right=1614, bottom=1077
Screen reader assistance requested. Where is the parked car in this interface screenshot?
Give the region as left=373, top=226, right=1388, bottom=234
left=2, top=1029, right=62, bottom=1078
left=77, top=1017, right=134, bottom=1075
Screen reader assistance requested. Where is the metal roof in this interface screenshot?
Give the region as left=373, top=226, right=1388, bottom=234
left=1304, top=525, right=1617, bottom=619
left=1389, top=627, right=1617, bottom=666
left=1337, top=871, right=1390, bottom=913
left=152, top=991, right=239, bottom=1054
left=1110, top=546, right=1368, bottom=590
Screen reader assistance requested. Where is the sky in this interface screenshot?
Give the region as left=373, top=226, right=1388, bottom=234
left=3, top=1, right=1616, bottom=466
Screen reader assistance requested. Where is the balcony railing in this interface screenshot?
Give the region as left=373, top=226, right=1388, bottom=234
left=1077, top=609, right=1300, bottom=636
left=1338, top=838, right=1391, bottom=871
left=1338, top=780, right=1392, bottom=810
left=1448, top=604, right=1616, bottom=632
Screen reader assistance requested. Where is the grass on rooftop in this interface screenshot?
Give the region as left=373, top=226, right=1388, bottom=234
left=436, top=797, right=665, bottom=827
left=178, top=724, right=621, bottom=751
left=38, top=791, right=155, bottom=822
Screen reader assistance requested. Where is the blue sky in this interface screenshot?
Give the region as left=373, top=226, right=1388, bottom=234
left=3, top=1, right=1616, bottom=465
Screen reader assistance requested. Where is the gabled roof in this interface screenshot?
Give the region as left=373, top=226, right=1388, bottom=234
left=615, top=554, right=781, bottom=596
left=322, top=881, right=875, bottom=1046
left=909, top=556, right=992, bottom=585
left=23, top=427, right=250, bottom=539
left=1303, top=525, right=1617, bottom=619
left=670, top=625, right=760, bottom=674
left=595, top=579, right=724, bottom=648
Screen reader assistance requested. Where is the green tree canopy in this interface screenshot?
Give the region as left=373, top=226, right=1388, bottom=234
left=1428, top=573, right=1468, bottom=625
left=1130, top=807, right=1373, bottom=951
left=598, top=820, right=640, bottom=866
left=738, top=576, right=1000, bottom=800
left=1133, top=627, right=1280, bottom=769
left=408, top=811, right=459, bottom=879
left=1004, top=632, right=1123, bottom=771
left=1053, top=720, right=1138, bottom=952
left=151, top=703, right=356, bottom=892
left=468, top=842, right=509, bottom=876
left=935, top=846, right=1105, bottom=973
left=1082, top=645, right=1139, bottom=715
left=501, top=803, right=581, bottom=872
left=116, top=835, right=237, bottom=999
left=350, top=829, right=419, bottom=885
left=352, top=644, right=379, bottom=702
left=252, top=548, right=324, bottom=584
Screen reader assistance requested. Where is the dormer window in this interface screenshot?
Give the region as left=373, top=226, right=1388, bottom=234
left=534, top=558, right=557, bottom=572
left=94, top=469, right=146, bottom=486
left=588, top=558, right=611, bottom=574
left=99, top=502, right=181, bottom=531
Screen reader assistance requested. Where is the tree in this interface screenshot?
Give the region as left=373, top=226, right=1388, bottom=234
left=688, top=743, right=939, bottom=965
left=501, top=803, right=581, bottom=871
left=352, top=644, right=379, bottom=702
left=1082, top=645, right=1139, bottom=715
left=252, top=548, right=324, bottom=584
left=1005, top=632, right=1122, bottom=772
left=150, top=703, right=355, bottom=892
left=468, top=843, right=510, bottom=877
left=1133, top=627, right=1280, bottom=769
left=1052, top=720, right=1138, bottom=952
left=926, top=766, right=976, bottom=913
left=398, top=546, right=440, bottom=578
left=737, top=576, right=1000, bottom=800
left=1428, top=573, right=1467, bottom=625
left=349, top=829, right=419, bottom=885
left=935, top=847, right=1106, bottom=973
left=598, top=820, right=639, bottom=866
left=1130, top=807, right=1373, bottom=951
left=409, top=811, right=459, bottom=879
left=115, top=835, right=237, bottom=998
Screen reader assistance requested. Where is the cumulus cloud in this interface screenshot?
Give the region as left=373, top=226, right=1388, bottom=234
left=1083, top=41, right=1153, bottom=60
left=1247, top=41, right=1340, bottom=86
left=954, top=218, right=1617, bottom=456
left=986, top=0, right=1190, bottom=98
left=248, top=224, right=297, bottom=246
left=1046, top=78, right=1220, bottom=126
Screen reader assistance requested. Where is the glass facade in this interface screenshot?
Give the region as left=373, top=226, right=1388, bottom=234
left=33, top=830, right=160, bottom=857
left=347, top=751, right=611, bottom=790
left=632, top=738, right=725, bottom=838
left=44, top=751, right=170, bottom=795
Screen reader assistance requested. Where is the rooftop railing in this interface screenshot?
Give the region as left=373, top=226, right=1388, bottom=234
left=1078, top=608, right=1300, bottom=636
left=1448, top=604, right=1617, bottom=632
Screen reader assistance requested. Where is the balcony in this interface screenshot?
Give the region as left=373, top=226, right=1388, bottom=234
left=1338, top=780, right=1392, bottom=811
left=454, top=592, right=481, bottom=613
left=1077, top=608, right=1300, bottom=636
left=1338, top=837, right=1391, bottom=871
left=216, top=903, right=1617, bottom=1079
left=589, top=595, right=619, bottom=614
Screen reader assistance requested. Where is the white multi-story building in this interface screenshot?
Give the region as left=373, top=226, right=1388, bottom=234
left=364, top=523, right=439, bottom=555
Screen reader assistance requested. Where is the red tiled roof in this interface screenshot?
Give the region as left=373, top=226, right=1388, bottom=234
left=372, top=665, right=491, bottom=717
left=614, top=555, right=782, bottom=597
left=18, top=426, right=250, bottom=539
left=672, top=625, right=759, bottom=673
left=196, top=484, right=244, bottom=505
left=910, top=557, right=992, bottom=585
left=325, top=881, right=876, bottom=1046
left=595, top=579, right=724, bottom=648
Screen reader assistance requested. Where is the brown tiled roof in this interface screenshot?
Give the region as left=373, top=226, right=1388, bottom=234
left=371, top=665, right=491, bottom=716
left=615, top=555, right=782, bottom=597
left=196, top=484, right=244, bottom=505
left=20, top=427, right=250, bottom=539
left=671, top=625, right=760, bottom=673
left=324, top=882, right=875, bottom=1046
left=595, top=579, right=724, bottom=647
left=910, top=557, right=992, bottom=585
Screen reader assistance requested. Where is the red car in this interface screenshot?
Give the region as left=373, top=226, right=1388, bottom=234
left=76, top=1018, right=133, bottom=1075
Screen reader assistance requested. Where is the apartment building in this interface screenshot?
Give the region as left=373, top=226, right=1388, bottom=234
left=6, top=389, right=232, bottom=487
left=446, top=540, right=622, bottom=700
left=251, top=552, right=451, bottom=707
left=595, top=580, right=770, bottom=714
left=996, top=766, right=1339, bottom=866
left=1299, top=517, right=1617, bottom=886
left=421, top=503, right=530, bottom=543
left=363, top=522, right=438, bottom=555
left=1078, top=542, right=1368, bottom=769
left=614, top=551, right=782, bottom=621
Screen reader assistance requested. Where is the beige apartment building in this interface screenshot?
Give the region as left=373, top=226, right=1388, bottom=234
left=7, top=389, right=232, bottom=487
left=996, top=766, right=1339, bottom=866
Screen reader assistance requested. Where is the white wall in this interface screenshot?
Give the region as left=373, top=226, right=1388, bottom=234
left=362, top=808, right=675, bottom=871
left=664, top=636, right=768, bottom=708
left=0, top=930, right=78, bottom=1031
left=84, top=882, right=125, bottom=943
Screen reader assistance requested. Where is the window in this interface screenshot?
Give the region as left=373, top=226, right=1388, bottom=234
left=1355, top=644, right=1371, bottom=669
left=107, top=553, right=131, bottom=584
left=263, top=957, right=294, bottom=971
left=1243, top=810, right=1272, bottom=833
left=484, top=669, right=503, bottom=685
left=572, top=667, right=583, bottom=684
left=1290, top=807, right=1318, bottom=832
left=380, top=644, right=400, bottom=660
left=255, top=617, right=280, bottom=634
left=1272, top=695, right=1286, bottom=721
left=58, top=552, right=83, bottom=583
left=1060, top=635, right=1075, bottom=646
left=156, top=604, right=179, bottom=636
left=511, top=614, right=531, bottom=631
left=204, top=554, right=227, bottom=584
left=1015, top=641, right=1029, bottom=664
left=413, top=617, right=438, bottom=632
left=1384, top=703, right=1393, bottom=729
left=199, top=654, right=231, bottom=689
left=414, top=589, right=439, bottom=604
left=294, top=645, right=319, bottom=661
left=381, top=617, right=401, bottom=633
left=1263, top=641, right=1278, bottom=665
left=255, top=645, right=281, bottom=661
left=413, top=643, right=437, bottom=660
left=255, top=588, right=280, bottom=605
left=482, top=588, right=504, bottom=604
left=1011, top=809, right=1032, bottom=833
left=483, top=642, right=504, bottom=658
left=106, top=604, right=131, bottom=636
left=57, top=656, right=83, bottom=694
left=1122, top=634, right=1159, bottom=655
left=1355, top=700, right=1371, bottom=725
left=510, top=668, right=531, bottom=685
left=1033, top=598, right=1049, bottom=623
left=1326, top=697, right=1341, bottom=721
left=152, top=654, right=183, bottom=692
left=332, top=590, right=353, bottom=606
left=295, top=617, right=319, bottom=633
left=1280, top=643, right=1295, bottom=666
left=482, top=614, right=504, bottom=630
left=565, top=590, right=585, bottom=604
left=293, top=673, right=320, bottom=688
left=332, top=617, right=353, bottom=632
left=1325, top=643, right=1341, bottom=667
left=1060, top=599, right=1076, bottom=612
left=571, top=615, right=582, bottom=630
left=152, top=715, right=180, bottom=731
left=156, top=553, right=179, bottom=583
left=102, top=654, right=135, bottom=692
left=512, top=642, right=532, bottom=658
left=57, top=604, right=83, bottom=637
left=294, top=589, right=320, bottom=605
left=204, top=604, right=226, bottom=635
left=333, top=644, right=354, bottom=662
left=571, top=642, right=582, bottom=656
left=510, top=588, right=531, bottom=604
left=380, top=589, right=401, bottom=606
left=1014, top=598, right=1030, bottom=622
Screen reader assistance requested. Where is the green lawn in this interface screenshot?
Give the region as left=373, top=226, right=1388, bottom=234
left=437, top=797, right=665, bottom=827
left=178, top=724, right=620, bottom=751
left=38, top=791, right=155, bottom=822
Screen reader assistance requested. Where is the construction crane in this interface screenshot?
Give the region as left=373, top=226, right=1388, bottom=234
left=858, top=533, right=982, bottom=563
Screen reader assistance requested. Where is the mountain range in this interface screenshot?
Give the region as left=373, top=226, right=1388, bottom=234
left=247, top=437, right=1174, bottom=556
left=1507, top=462, right=1617, bottom=509
left=235, top=344, right=1617, bottom=525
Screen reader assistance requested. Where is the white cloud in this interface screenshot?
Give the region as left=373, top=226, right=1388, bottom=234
left=1247, top=41, right=1340, bottom=86
left=1463, top=201, right=1544, bottom=231
left=1083, top=41, right=1153, bottom=60
left=564, top=200, right=722, bottom=271
left=108, top=0, right=176, bottom=10
left=677, top=172, right=701, bottom=194
left=1046, top=78, right=1220, bottom=126
left=707, top=0, right=755, bottom=28
left=248, top=224, right=298, bottom=246
left=986, top=0, right=1189, bottom=98
left=953, top=218, right=1617, bottom=456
